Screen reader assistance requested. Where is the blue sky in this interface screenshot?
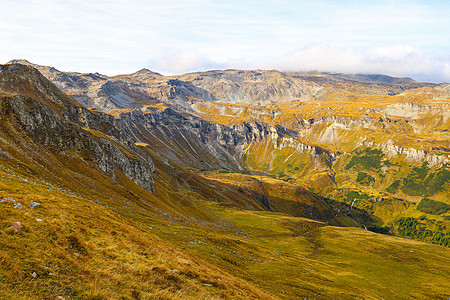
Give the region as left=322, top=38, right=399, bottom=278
left=1, top=0, right=449, bottom=82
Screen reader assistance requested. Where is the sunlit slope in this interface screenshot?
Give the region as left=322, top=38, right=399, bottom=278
left=185, top=83, right=449, bottom=245
left=146, top=195, right=450, bottom=299
left=0, top=168, right=273, bottom=300
left=193, top=88, right=449, bottom=151
left=2, top=145, right=449, bottom=299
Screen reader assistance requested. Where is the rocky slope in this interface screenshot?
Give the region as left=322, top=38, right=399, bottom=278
left=10, top=59, right=438, bottom=112
left=0, top=63, right=155, bottom=192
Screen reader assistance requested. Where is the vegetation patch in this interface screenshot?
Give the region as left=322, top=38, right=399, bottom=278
left=401, top=162, right=450, bottom=196
left=345, top=148, right=384, bottom=171
left=367, top=225, right=390, bottom=235
left=356, top=172, right=375, bottom=185
left=417, top=198, right=450, bottom=215
left=386, top=180, right=400, bottom=193
left=395, top=217, right=449, bottom=247
left=345, top=190, right=370, bottom=204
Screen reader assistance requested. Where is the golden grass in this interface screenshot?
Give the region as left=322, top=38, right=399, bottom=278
left=0, top=168, right=273, bottom=299
left=156, top=199, right=450, bottom=299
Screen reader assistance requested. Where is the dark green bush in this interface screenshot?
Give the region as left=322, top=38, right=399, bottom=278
left=417, top=198, right=450, bottom=215
left=356, top=172, right=375, bottom=185
left=395, top=217, right=449, bottom=247
left=345, top=148, right=384, bottom=170
left=386, top=180, right=400, bottom=193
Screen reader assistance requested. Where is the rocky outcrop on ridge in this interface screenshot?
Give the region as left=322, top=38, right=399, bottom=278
left=0, top=63, right=155, bottom=191
left=117, top=107, right=301, bottom=170
left=379, top=139, right=449, bottom=167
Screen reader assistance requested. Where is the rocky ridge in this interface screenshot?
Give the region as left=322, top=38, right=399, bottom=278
left=378, top=139, right=449, bottom=167
left=11, top=60, right=439, bottom=114
left=0, top=64, right=155, bottom=191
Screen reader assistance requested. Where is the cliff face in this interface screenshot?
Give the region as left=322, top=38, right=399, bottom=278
left=175, top=69, right=319, bottom=104
left=378, top=139, right=449, bottom=167
left=117, top=108, right=247, bottom=170
left=0, top=64, right=155, bottom=192
left=117, top=107, right=297, bottom=170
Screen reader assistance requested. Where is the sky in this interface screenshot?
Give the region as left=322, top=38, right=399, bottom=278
left=0, top=0, right=449, bottom=82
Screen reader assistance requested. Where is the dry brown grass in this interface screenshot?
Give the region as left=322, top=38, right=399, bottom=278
left=0, top=167, right=273, bottom=299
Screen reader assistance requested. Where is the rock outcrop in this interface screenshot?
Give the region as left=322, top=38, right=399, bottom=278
left=117, top=107, right=300, bottom=170
left=0, top=64, right=155, bottom=191
left=379, top=139, right=449, bottom=167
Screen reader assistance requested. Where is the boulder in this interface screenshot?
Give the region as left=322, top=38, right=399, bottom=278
left=12, top=222, right=21, bottom=232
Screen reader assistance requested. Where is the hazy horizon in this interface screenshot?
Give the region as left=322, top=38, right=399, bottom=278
left=1, top=0, right=449, bottom=83
left=7, top=58, right=447, bottom=84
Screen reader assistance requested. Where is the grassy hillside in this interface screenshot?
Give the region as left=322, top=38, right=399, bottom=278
left=0, top=167, right=273, bottom=299
left=2, top=156, right=449, bottom=299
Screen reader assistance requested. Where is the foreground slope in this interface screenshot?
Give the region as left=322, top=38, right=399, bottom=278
left=1, top=162, right=449, bottom=299
left=0, top=63, right=274, bottom=299
left=0, top=168, right=274, bottom=299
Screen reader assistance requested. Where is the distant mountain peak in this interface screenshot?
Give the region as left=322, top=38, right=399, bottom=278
left=133, top=68, right=161, bottom=76
left=7, top=59, right=34, bottom=65
left=6, top=59, right=60, bottom=73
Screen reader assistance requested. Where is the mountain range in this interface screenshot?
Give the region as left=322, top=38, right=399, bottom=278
left=0, top=60, right=449, bottom=299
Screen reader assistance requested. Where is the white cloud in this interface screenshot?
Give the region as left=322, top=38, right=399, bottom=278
left=151, top=51, right=227, bottom=74
left=146, top=44, right=450, bottom=83
left=246, top=44, right=450, bottom=83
